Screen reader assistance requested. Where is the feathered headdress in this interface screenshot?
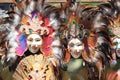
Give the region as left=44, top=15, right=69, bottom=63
left=0, top=0, right=63, bottom=71
left=15, top=11, right=55, bottom=56
left=0, top=7, right=21, bottom=66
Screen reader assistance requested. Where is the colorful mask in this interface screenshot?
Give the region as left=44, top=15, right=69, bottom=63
left=16, top=12, right=50, bottom=55
left=68, top=38, right=83, bottom=58
left=27, top=33, right=43, bottom=53
left=65, top=12, right=84, bottom=58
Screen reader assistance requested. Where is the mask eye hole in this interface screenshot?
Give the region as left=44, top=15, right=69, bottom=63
left=35, top=38, right=41, bottom=42
left=77, top=43, right=82, bottom=46
left=69, top=43, right=74, bottom=47
left=27, top=38, right=33, bottom=42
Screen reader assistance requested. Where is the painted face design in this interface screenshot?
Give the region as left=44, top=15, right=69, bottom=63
left=113, top=37, right=120, bottom=57
left=68, top=38, right=83, bottom=58
left=27, top=34, right=42, bottom=53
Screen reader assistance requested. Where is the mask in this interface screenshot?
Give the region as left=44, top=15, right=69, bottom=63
left=68, top=38, right=83, bottom=58
left=27, top=34, right=42, bottom=53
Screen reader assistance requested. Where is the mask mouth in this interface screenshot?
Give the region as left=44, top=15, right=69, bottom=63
left=73, top=50, right=81, bottom=55
left=70, top=50, right=82, bottom=58
left=31, top=45, right=38, bottom=50
left=116, top=49, right=120, bottom=57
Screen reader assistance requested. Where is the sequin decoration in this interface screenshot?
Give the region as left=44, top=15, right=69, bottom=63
left=13, top=54, right=58, bottom=80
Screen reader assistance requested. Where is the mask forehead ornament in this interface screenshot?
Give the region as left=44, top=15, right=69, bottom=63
left=19, top=13, right=49, bottom=35
left=67, top=12, right=80, bottom=37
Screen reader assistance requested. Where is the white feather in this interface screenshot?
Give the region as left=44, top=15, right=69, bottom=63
left=49, top=17, right=60, bottom=30
left=4, top=13, right=20, bottom=65
left=12, top=14, right=20, bottom=26
left=51, top=32, right=63, bottom=63
left=6, top=52, right=17, bottom=61
left=24, top=0, right=36, bottom=16
left=0, top=9, right=9, bottom=19
left=97, top=36, right=105, bottom=45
